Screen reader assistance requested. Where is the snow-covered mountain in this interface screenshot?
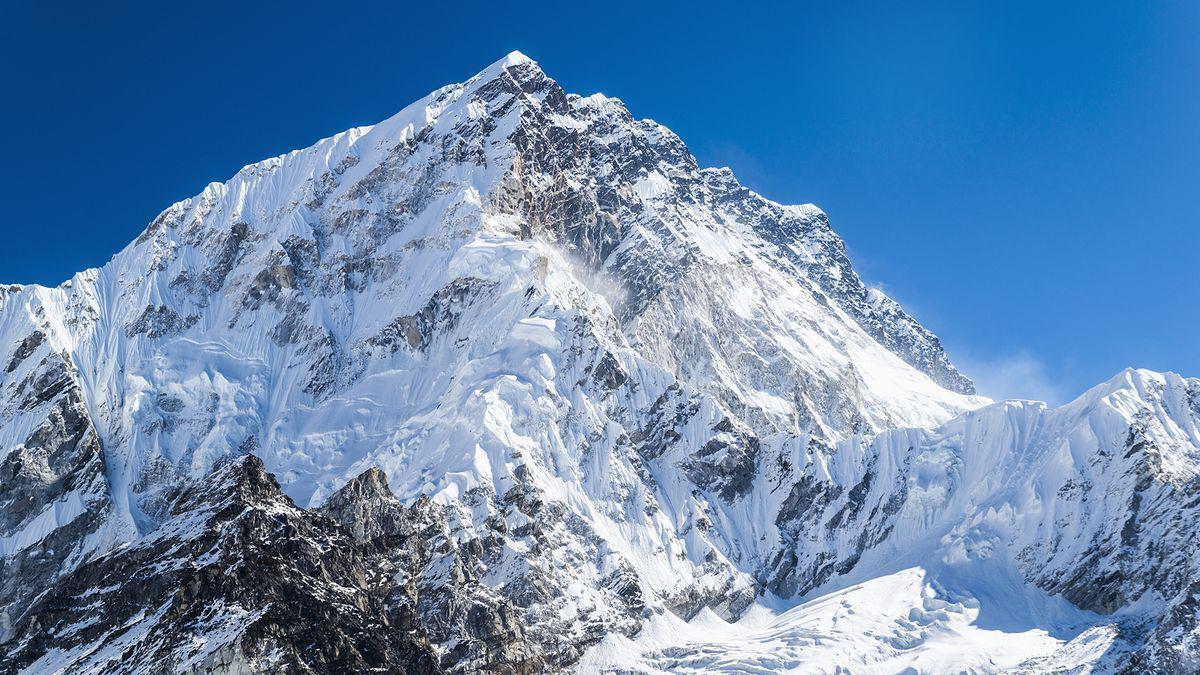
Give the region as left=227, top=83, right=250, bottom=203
left=582, top=368, right=1200, bottom=673
left=1, top=52, right=1197, bottom=673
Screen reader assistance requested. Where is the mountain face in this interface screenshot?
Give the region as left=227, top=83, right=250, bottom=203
left=0, top=52, right=1197, bottom=673
left=2, top=455, right=442, bottom=674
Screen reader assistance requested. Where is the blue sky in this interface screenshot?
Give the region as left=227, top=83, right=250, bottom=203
left=1, top=1, right=1195, bottom=402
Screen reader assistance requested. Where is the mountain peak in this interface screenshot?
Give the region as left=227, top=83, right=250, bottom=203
left=498, top=49, right=535, bottom=67
left=13, top=54, right=1195, bottom=673
left=332, top=466, right=396, bottom=504
left=466, top=49, right=543, bottom=88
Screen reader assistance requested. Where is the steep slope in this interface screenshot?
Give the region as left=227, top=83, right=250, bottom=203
left=0, top=51, right=981, bottom=661
left=1, top=455, right=442, bottom=674
left=0, top=294, right=126, bottom=637
left=580, top=369, right=1200, bottom=672
left=1, top=52, right=1196, bottom=673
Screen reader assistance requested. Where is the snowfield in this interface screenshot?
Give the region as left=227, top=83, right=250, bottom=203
left=581, top=567, right=1092, bottom=674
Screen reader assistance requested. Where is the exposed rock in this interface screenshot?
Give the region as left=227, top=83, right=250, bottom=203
left=0, top=52, right=1196, bottom=673
left=3, top=331, right=44, bottom=373
left=124, top=304, right=199, bottom=339
left=1, top=456, right=442, bottom=674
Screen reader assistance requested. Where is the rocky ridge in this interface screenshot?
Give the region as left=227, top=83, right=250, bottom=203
left=0, top=53, right=1197, bottom=673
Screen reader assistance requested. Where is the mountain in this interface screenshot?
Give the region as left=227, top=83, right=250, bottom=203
left=1, top=52, right=1196, bottom=673
left=582, top=368, right=1200, bottom=673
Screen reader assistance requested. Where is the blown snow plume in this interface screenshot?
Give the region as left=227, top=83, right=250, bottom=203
left=0, top=52, right=1197, bottom=673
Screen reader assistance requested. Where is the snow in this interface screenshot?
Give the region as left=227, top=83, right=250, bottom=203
left=579, top=566, right=1088, bottom=674
left=2, top=51, right=1197, bottom=672
left=0, top=490, right=87, bottom=556
left=578, top=366, right=1200, bottom=671
left=633, top=171, right=672, bottom=200
left=20, top=601, right=174, bottom=675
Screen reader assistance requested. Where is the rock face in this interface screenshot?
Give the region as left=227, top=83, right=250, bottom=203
left=319, top=468, right=553, bottom=673
left=0, top=333, right=118, bottom=640
left=0, top=52, right=1198, bottom=673
left=2, top=455, right=442, bottom=674
left=761, top=369, right=1200, bottom=670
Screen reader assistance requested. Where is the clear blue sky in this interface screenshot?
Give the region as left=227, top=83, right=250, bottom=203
left=1, top=1, right=1196, bottom=403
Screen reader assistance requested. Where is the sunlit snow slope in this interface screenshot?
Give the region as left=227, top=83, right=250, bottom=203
left=581, top=368, right=1200, bottom=672
left=2, top=53, right=1198, bottom=673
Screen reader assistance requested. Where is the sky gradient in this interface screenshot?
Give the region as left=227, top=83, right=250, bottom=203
left=1, top=1, right=1196, bottom=403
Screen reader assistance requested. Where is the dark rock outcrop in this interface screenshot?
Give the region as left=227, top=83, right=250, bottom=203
left=1, top=456, right=442, bottom=674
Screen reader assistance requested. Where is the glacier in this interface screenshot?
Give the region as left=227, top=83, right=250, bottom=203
left=1, top=51, right=1197, bottom=673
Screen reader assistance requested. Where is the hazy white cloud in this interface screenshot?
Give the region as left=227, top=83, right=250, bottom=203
left=958, top=351, right=1069, bottom=406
